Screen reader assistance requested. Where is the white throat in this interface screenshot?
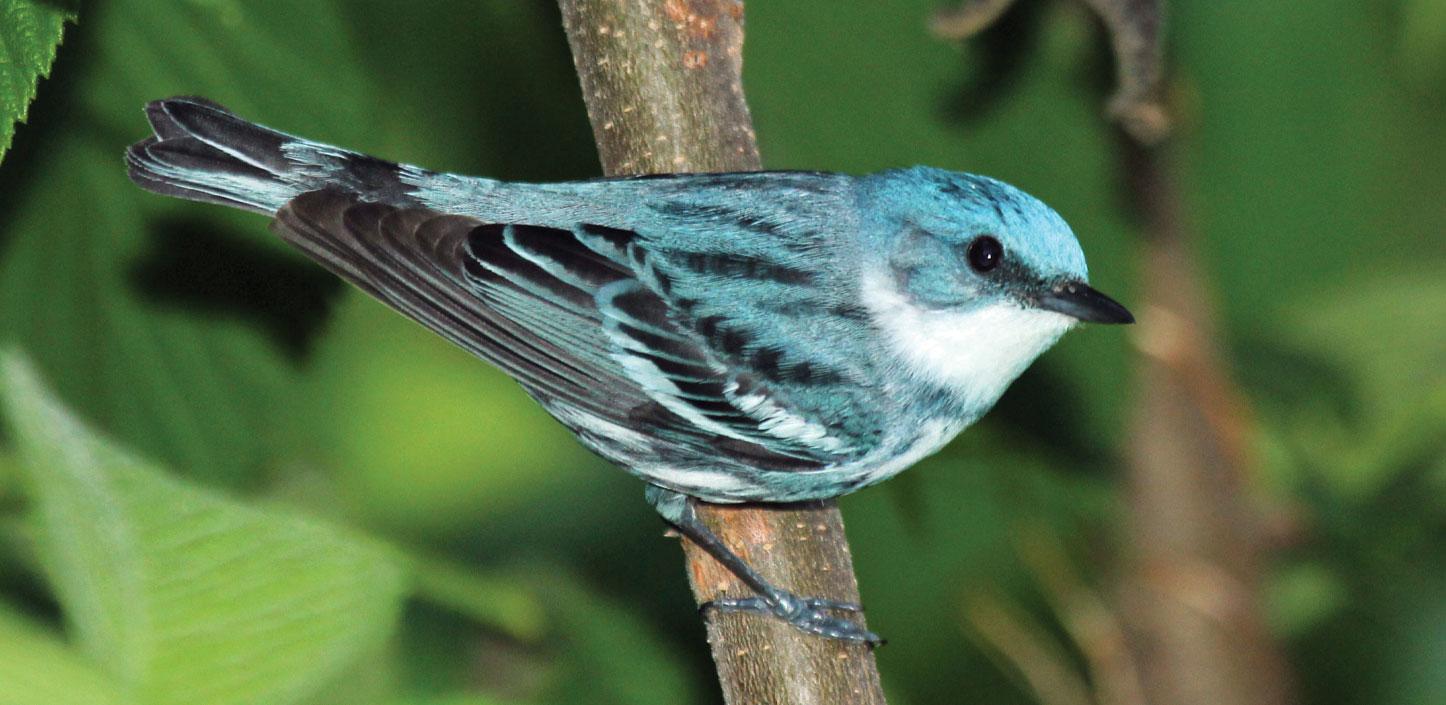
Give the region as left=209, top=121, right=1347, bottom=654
left=861, top=269, right=1074, bottom=407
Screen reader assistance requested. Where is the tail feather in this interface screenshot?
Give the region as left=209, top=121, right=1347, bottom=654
left=126, top=97, right=422, bottom=214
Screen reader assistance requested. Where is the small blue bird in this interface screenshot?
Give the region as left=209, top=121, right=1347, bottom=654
left=127, top=97, right=1132, bottom=645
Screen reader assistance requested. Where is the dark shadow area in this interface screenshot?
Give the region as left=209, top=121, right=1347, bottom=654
left=0, top=569, right=64, bottom=632
left=989, top=362, right=1110, bottom=468
left=129, top=218, right=344, bottom=359
left=339, top=0, right=599, bottom=182
left=937, top=0, right=1048, bottom=126
left=473, top=1, right=602, bottom=181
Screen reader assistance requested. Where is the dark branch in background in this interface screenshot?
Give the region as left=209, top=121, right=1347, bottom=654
left=1119, top=136, right=1296, bottom=705
left=935, top=1, right=1295, bottom=704
left=932, top=0, right=1169, bottom=144
left=556, top=2, right=887, bottom=703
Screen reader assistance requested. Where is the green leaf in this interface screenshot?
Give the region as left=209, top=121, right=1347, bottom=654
left=0, top=0, right=72, bottom=162
left=0, top=607, right=126, bottom=705
left=0, top=351, right=409, bottom=705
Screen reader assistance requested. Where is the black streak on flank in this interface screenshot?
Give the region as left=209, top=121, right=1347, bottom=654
left=697, top=315, right=726, bottom=340
left=678, top=252, right=814, bottom=285
left=652, top=268, right=675, bottom=296
left=828, top=303, right=872, bottom=322
left=780, top=359, right=846, bottom=386
left=719, top=329, right=749, bottom=356
left=751, top=346, right=784, bottom=377
left=650, top=201, right=792, bottom=238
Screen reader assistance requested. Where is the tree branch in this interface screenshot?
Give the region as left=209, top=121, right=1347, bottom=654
left=932, top=2, right=1295, bottom=703
left=556, top=2, right=886, bottom=703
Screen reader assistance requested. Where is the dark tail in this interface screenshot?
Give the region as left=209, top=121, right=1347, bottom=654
left=126, top=97, right=422, bottom=214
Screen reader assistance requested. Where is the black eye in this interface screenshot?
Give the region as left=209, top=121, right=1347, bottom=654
left=967, top=235, right=1003, bottom=273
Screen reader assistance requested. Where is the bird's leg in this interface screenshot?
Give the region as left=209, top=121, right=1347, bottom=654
left=645, top=486, right=883, bottom=646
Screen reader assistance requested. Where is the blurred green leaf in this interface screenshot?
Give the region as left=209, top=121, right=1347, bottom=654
left=78, top=0, right=371, bottom=145
left=1172, top=0, right=1446, bottom=320
left=1264, top=562, right=1348, bottom=635
left=299, top=641, right=398, bottom=705
left=389, top=696, right=525, bottom=705
left=1261, top=272, right=1446, bottom=497
left=0, top=447, right=17, bottom=505
left=538, top=570, right=698, bottom=705
left=0, top=0, right=375, bottom=486
left=1401, top=0, right=1446, bottom=93
left=0, top=0, right=72, bottom=162
left=0, top=607, right=125, bottom=705
left=304, top=295, right=609, bottom=538
left=0, top=351, right=408, bottom=705
left=409, top=553, right=548, bottom=643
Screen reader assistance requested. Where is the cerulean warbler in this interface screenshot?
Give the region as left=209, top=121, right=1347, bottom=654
left=127, top=97, right=1132, bottom=645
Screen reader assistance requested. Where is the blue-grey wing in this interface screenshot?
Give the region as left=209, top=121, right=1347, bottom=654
left=274, top=189, right=645, bottom=420
left=618, top=174, right=887, bottom=450
left=272, top=187, right=857, bottom=471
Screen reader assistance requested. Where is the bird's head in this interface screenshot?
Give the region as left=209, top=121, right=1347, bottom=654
left=856, top=167, right=1132, bottom=404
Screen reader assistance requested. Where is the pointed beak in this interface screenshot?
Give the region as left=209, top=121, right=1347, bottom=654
left=1035, top=280, right=1134, bottom=324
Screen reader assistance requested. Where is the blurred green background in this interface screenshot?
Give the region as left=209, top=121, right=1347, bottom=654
left=0, top=1, right=1441, bottom=704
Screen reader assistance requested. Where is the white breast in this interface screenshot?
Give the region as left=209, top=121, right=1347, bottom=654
left=861, top=269, right=1074, bottom=407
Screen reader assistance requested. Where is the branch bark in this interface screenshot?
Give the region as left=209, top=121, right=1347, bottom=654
left=556, top=2, right=886, bottom=704
left=1118, top=135, right=1297, bottom=705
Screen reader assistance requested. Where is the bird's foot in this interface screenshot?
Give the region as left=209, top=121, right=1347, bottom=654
left=701, top=592, right=884, bottom=646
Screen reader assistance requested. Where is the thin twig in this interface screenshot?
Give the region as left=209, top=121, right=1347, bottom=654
left=962, top=591, right=1096, bottom=705
left=1016, top=527, right=1147, bottom=705
left=556, top=2, right=886, bottom=703
left=930, top=0, right=1020, bottom=40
